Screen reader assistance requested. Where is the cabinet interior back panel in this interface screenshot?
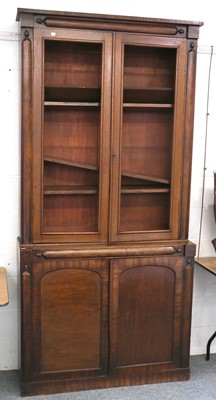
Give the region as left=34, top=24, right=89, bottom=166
left=122, top=109, right=173, bottom=181
left=44, top=40, right=102, bottom=89
left=123, top=45, right=176, bottom=89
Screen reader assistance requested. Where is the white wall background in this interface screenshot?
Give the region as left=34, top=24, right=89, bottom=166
left=0, top=0, right=216, bottom=370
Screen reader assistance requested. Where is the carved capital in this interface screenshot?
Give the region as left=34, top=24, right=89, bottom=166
left=23, top=264, right=31, bottom=276
left=23, top=30, right=30, bottom=41
left=189, top=42, right=196, bottom=53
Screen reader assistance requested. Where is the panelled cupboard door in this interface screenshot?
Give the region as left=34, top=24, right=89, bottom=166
left=110, top=257, right=187, bottom=374
left=32, top=28, right=112, bottom=243
left=110, top=34, right=187, bottom=242
left=30, top=259, right=109, bottom=380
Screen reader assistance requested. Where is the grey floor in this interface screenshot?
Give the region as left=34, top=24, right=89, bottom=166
left=0, top=354, right=216, bottom=400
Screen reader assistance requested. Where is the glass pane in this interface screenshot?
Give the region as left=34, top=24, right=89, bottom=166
left=43, top=40, right=102, bottom=233
left=120, top=45, right=176, bottom=232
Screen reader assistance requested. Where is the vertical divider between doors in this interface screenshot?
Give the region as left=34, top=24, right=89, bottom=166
left=109, top=33, right=124, bottom=242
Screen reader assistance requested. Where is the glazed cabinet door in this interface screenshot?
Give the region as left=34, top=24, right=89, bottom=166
left=110, top=33, right=188, bottom=242
left=23, top=258, right=109, bottom=381
left=110, top=256, right=192, bottom=375
left=32, top=28, right=112, bottom=243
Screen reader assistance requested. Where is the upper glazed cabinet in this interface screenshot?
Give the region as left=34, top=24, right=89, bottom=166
left=18, top=9, right=203, bottom=244
left=33, top=29, right=112, bottom=243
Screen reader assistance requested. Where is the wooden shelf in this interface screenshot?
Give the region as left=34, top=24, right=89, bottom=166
left=44, top=185, right=98, bottom=195
left=122, top=172, right=170, bottom=185
left=44, top=157, right=98, bottom=171
left=45, top=101, right=100, bottom=107
left=123, top=103, right=173, bottom=109
left=121, top=187, right=170, bottom=193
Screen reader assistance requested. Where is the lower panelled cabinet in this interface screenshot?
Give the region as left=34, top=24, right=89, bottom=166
left=20, top=252, right=193, bottom=395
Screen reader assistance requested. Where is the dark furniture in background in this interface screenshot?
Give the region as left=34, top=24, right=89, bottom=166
left=17, top=8, right=203, bottom=396
left=195, top=258, right=216, bottom=360
left=195, top=172, right=216, bottom=360
left=212, top=172, right=216, bottom=250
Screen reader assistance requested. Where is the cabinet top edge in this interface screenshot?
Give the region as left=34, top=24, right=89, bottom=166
left=16, top=7, right=204, bottom=27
